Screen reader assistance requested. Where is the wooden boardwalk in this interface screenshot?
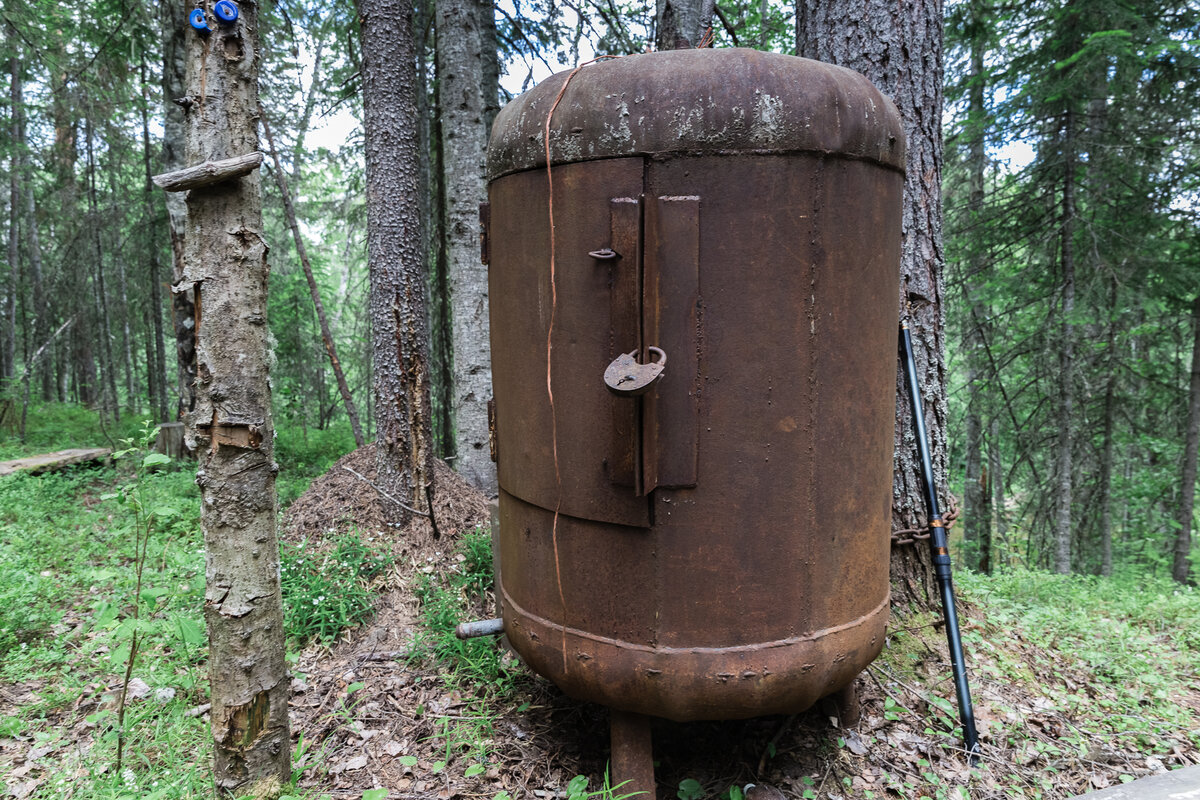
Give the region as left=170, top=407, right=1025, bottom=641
left=0, top=448, right=112, bottom=477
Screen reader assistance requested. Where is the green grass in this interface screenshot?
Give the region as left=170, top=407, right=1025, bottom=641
left=0, top=406, right=372, bottom=799
left=281, top=532, right=394, bottom=644
left=0, top=401, right=147, bottom=460
left=955, top=568, right=1200, bottom=756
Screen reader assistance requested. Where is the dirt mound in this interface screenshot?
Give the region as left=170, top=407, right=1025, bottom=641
left=283, top=444, right=492, bottom=548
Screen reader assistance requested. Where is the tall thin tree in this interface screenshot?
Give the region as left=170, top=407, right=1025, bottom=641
left=359, top=0, right=437, bottom=524
left=436, top=0, right=496, bottom=492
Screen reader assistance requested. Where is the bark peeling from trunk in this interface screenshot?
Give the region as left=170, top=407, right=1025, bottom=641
left=179, top=2, right=290, bottom=792
left=359, top=0, right=437, bottom=524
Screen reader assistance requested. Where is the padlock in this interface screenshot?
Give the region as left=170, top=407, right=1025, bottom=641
left=604, top=347, right=667, bottom=396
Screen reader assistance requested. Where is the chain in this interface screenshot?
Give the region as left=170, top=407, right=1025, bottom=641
left=890, top=497, right=960, bottom=547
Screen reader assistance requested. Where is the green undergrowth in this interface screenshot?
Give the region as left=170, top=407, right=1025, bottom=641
left=411, top=528, right=514, bottom=696
left=281, top=532, right=394, bottom=645
left=0, top=410, right=379, bottom=800
left=956, top=568, right=1200, bottom=747
left=0, top=401, right=147, bottom=460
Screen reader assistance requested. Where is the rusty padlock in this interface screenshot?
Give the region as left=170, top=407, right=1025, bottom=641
left=604, top=346, right=667, bottom=396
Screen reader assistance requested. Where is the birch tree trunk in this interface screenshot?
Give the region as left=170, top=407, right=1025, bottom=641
left=1174, top=296, right=1200, bottom=584
left=797, top=0, right=948, bottom=605
left=436, top=0, right=496, bottom=493
left=177, top=2, right=290, bottom=791
left=359, top=0, right=437, bottom=524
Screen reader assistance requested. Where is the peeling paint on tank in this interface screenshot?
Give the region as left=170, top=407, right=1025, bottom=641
left=750, top=90, right=785, bottom=146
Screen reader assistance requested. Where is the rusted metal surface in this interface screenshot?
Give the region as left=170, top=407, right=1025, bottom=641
left=487, top=48, right=905, bottom=181
left=487, top=48, right=903, bottom=723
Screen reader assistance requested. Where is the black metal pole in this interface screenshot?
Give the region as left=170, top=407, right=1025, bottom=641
left=900, top=322, right=982, bottom=765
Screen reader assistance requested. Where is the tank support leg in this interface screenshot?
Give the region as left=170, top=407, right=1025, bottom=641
left=610, top=709, right=656, bottom=799
left=833, top=679, right=862, bottom=727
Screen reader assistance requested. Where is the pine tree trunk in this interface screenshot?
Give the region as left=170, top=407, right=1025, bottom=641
left=797, top=0, right=947, bottom=606
left=962, top=5, right=989, bottom=572
left=161, top=0, right=196, bottom=420
left=260, top=112, right=366, bottom=447
left=1054, top=110, right=1077, bottom=575
left=437, top=0, right=496, bottom=493
left=4, top=52, right=19, bottom=382
left=1097, top=278, right=1118, bottom=576
left=176, top=3, right=290, bottom=791
left=141, top=58, right=170, bottom=424
left=656, top=0, right=716, bottom=49
left=1174, top=296, right=1200, bottom=584
left=359, top=0, right=437, bottom=524
left=87, top=118, right=120, bottom=421
left=14, top=55, right=50, bottom=403
left=476, top=0, right=500, bottom=131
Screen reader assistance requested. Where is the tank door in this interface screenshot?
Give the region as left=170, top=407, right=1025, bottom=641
left=488, top=158, right=651, bottom=528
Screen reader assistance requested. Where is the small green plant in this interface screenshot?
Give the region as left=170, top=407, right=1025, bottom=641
left=410, top=527, right=513, bottom=695
left=280, top=532, right=393, bottom=643
left=677, top=778, right=704, bottom=799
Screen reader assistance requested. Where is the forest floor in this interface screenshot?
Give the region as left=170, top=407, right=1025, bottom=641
left=1, top=431, right=1196, bottom=800
left=277, top=447, right=1200, bottom=800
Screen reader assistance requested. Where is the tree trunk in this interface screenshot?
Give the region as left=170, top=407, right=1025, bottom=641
left=476, top=0, right=500, bottom=132
left=161, top=0, right=196, bottom=420
left=141, top=58, right=170, bottom=424
left=1097, top=277, right=1119, bottom=576
left=13, top=51, right=49, bottom=403
left=962, top=3, right=989, bottom=572
left=5, top=53, right=19, bottom=383
left=797, top=0, right=948, bottom=605
left=1054, top=109, right=1077, bottom=575
left=260, top=111, right=366, bottom=447
left=359, top=0, right=437, bottom=524
left=178, top=4, right=290, bottom=791
left=87, top=118, right=120, bottom=421
left=1174, top=296, right=1200, bottom=584
left=437, top=0, right=497, bottom=493
left=656, top=0, right=716, bottom=49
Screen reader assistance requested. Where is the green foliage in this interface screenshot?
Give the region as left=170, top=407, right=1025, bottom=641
left=274, top=420, right=359, bottom=508
left=280, top=533, right=393, bottom=644
left=410, top=527, right=514, bottom=696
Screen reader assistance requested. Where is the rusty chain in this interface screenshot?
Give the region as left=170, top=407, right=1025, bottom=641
left=890, top=497, right=960, bottom=547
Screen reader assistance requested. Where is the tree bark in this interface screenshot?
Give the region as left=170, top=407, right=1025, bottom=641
left=797, top=0, right=948, bottom=605
left=141, top=58, right=170, bottom=424
left=656, top=0, right=716, bottom=49
left=1174, top=296, right=1200, bottom=584
left=4, top=52, right=19, bottom=383
left=437, top=0, right=497, bottom=493
left=476, top=0, right=500, bottom=132
left=359, top=0, right=437, bottom=524
left=161, top=0, right=196, bottom=420
left=1054, top=109, right=1077, bottom=575
left=260, top=111, right=366, bottom=447
left=178, top=3, right=290, bottom=791
left=962, top=1, right=989, bottom=572
left=86, top=117, right=120, bottom=421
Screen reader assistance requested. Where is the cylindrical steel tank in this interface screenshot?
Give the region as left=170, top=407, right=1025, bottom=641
left=486, top=48, right=905, bottom=724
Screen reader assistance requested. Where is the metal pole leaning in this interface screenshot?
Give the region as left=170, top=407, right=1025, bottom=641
left=900, top=322, right=982, bottom=765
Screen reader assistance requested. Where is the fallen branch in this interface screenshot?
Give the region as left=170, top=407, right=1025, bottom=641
left=340, top=465, right=430, bottom=519
left=152, top=152, right=264, bottom=192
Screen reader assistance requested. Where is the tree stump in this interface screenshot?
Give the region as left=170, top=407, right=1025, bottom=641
left=154, top=422, right=189, bottom=460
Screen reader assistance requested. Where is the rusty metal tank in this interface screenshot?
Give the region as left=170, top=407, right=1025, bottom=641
left=485, top=48, right=905, bottom=726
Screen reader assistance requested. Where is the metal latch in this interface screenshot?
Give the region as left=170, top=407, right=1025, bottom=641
left=604, top=347, right=667, bottom=396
